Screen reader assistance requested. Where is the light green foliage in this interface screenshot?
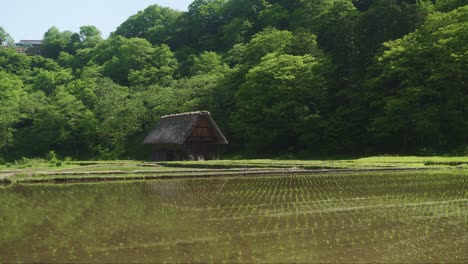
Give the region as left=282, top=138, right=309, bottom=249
left=0, top=71, right=23, bottom=151
left=29, top=68, right=73, bottom=95
left=367, top=6, right=468, bottom=152
left=93, top=78, right=145, bottom=157
left=291, top=0, right=357, bottom=32
left=189, top=51, right=225, bottom=75
left=172, top=71, right=229, bottom=112
left=42, top=27, right=74, bottom=59
left=234, top=53, right=328, bottom=153
left=43, top=26, right=103, bottom=59
left=128, top=44, right=178, bottom=87
left=114, top=5, right=181, bottom=45
left=240, top=27, right=294, bottom=68
left=92, top=36, right=177, bottom=86
left=0, top=27, right=15, bottom=47
left=0, top=48, right=31, bottom=75
left=13, top=90, right=88, bottom=156
left=79, top=25, right=103, bottom=49
left=64, top=76, right=98, bottom=108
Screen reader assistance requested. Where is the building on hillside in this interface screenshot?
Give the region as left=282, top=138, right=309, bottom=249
left=16, top=40, right=43, bottom=55
left=143, top=111, right=228, bottom=161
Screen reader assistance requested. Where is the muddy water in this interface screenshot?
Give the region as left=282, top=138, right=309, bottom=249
left=0, top=172, right=467, bottom=263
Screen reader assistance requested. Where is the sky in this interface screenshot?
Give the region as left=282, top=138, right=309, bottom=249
left=1, top=0, right=193, bottom=42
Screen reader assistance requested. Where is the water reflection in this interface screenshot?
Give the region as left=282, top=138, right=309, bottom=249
left=145, top=178, right=228, bottom=209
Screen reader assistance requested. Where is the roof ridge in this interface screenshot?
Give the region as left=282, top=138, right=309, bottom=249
left=161, top=111, right=210, bottom=118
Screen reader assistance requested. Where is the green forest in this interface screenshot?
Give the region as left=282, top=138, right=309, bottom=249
left=0, top=0, right=467, bottom=160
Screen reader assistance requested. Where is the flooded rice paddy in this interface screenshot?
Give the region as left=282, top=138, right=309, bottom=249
left=0, top=172, right=467, bottom=263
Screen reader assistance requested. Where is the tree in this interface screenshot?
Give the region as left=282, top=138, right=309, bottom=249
left=0, top=71, right=23, bottom=155
left=91, top=36, right=177, bottom=86
left=79, top=25, right=103, bottom=49
left=42, top=27, right=74, bottom=59
left=257, top=3, right=289, bottom=29
left=189, top=51, right=225, bottom=75
left=114, top=5, right=181, bottom=46
left=128, top=44, right=178, bottom=87
left=12, top=88, right=92, bottom=157
left=366, top=6, right=468, bottom=153
left=354, top=0, right=432, bottom=74
left=435, top=0, right=468, bottom=12
left=0, top=48, right=31, bottom=75
left=0, top=27, right=15, bottom=47
left=29, top=68, right=73, bottom=95
left=233, top=53, right=329, bottom=154
left=93, top=78, right=145, bottom=157
left=238, top=27, right=294, bottom=69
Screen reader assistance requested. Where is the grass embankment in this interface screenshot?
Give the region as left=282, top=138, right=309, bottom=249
left=160, top=156, right=468, bottom=169
left=1, top=156, right=467, bottom=184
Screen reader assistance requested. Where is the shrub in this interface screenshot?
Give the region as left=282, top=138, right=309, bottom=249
left=47, top=150, right=58, bottom=163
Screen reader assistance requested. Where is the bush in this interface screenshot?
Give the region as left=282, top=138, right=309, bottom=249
left=47, top=150, right=58, bottom=162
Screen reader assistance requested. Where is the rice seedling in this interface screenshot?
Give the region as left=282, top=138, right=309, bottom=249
left=0, top=171, right=467, bottom=262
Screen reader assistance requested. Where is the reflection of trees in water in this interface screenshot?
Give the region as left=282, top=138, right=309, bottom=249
left=145, top=179, right=228, bottom=208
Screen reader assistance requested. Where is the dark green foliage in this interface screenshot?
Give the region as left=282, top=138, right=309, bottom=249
left=435, top=0, right=468, bottom=11
left=0, top=1, right=466, bottom=160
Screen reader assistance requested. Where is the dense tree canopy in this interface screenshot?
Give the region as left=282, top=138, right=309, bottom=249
left=366, top=6, right=468, bottom=153
left=113, top=5, right=181, bottom=46
left=0, top=0, right=467, bottom=160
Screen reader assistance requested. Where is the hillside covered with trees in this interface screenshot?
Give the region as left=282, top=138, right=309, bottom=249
left=0, top=0, right=467, bottom=160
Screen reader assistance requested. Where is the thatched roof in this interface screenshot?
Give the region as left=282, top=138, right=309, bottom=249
left=143, top=111, right=228, bottom=145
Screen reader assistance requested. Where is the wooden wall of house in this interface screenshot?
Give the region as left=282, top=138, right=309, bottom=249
left=184, top=117, right=219, bottom=160
left=188, top=117, right=217, bottom=140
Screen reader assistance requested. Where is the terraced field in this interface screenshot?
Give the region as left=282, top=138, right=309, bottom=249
left=0, top=171, right=467, bottom=262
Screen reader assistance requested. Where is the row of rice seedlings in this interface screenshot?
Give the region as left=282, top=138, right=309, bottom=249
left=3, top=172, right=465, bottom=263
left=205, top=172, right=464, bottom=255
left=143, top=172, right=465, bottom=262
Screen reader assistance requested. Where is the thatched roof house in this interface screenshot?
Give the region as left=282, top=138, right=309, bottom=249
left=143, top=111, right=228, bottom=161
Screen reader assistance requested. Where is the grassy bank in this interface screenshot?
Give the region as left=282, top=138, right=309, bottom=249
left=159, top=156, right=468, bottom=169
left=0, top=156, right=467, bottom=184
